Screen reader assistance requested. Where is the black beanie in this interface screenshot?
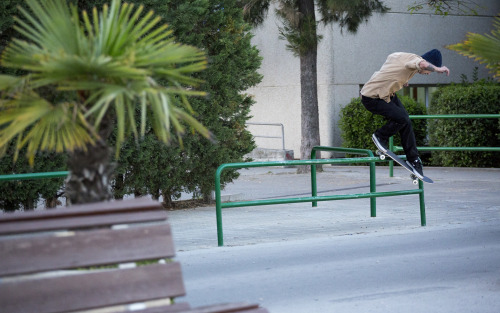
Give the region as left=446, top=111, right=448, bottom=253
left=421, top=49, right=442, bottom=67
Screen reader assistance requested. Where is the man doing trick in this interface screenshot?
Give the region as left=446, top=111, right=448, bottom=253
left=360, top=49, right=450, bottom=179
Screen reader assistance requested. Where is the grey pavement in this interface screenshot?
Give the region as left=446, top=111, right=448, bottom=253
left=167, top=165, right=500, bottom=312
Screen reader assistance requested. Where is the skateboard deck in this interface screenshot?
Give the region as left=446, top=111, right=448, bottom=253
left=376, top=149, right=434, bottom=184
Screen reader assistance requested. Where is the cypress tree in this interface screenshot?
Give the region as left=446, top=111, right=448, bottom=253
left=114, top=0, right=262, bottom=204
left=167, top=0, right=263, bottom=201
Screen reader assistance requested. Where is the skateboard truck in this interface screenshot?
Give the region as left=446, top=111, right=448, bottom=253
left=376, top=149, right=431, bottom=185
left=376, top=150, right=386, bottom=160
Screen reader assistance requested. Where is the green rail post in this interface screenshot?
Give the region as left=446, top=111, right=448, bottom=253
left=369, top=155, right=377, bottom=218
left=419, top=179, right=426, bottom=226
left=389, top=137, right=394, bottom=177
left=215, top=166, right=224, bottom=246
left=311, top=150, right=318, bottom=207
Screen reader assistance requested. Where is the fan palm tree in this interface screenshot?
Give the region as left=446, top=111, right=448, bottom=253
left=447, top=14, right=500, bottom=81
left=0, top=0, right=210, bottom=204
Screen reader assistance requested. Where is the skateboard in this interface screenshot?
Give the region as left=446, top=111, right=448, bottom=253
left=376, top=149, right=434, bottom=185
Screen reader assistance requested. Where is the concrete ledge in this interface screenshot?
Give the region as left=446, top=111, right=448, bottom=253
left=245, top=148, right=294, bottom=162
left=211, top=193, right=245, bottom=202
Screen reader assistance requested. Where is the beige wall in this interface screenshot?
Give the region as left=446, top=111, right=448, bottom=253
left=246, top=0, right=500, bottom=157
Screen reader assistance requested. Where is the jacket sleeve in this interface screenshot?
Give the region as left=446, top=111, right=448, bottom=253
left=404, top=54, right=423, bottom=71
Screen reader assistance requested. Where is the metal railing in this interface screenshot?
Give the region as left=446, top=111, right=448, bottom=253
left=247, top=122, right=285, bottom=150
left=388, top=114, right=500, bottom=177
left=0, top=171, right=68, bottom=182
left=1, top=147, right=427, bottom=248
left=215, top=146, right=426, bottom=246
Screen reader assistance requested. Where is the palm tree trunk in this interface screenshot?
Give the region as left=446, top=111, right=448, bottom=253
left=297, top=0, right=321, bottom=174
left=65, top=115, right=115, bottom=205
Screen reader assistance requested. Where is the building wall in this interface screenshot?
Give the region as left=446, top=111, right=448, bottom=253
left=246, top=0, right=500, bottom=157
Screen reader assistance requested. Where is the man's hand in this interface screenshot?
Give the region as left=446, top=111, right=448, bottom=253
left=419, top=60, right=450, bottom=76
left=436, top=65, right=450, bottom=76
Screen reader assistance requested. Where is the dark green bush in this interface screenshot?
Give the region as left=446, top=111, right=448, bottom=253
left=339, top=96, right=427, bottom=156
left=0, top=143, right=66, bottom=212
left=428, top=81, right=500, bottom=167
left=113, top=0, right=262, bottom=205
left=1, top=2, right=70, bottom=211
left=1, top=0, right=261, bottom=208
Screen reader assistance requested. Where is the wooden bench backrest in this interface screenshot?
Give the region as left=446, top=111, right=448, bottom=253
left=0, top=198, right=186, bottom=313
left=0, top=197, right=167, bottom=235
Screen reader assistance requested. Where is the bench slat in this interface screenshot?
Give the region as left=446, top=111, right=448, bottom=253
left=119, top=302, right=267, bottom=313
left=0, top=210, right=168, bottom=235
left=0, top=197, right=162, bottom=223
left=0, top=263, right=186, bottom=313
left=177, top=302, right=267, bottom=313
left=0, top=224, right=175, bottom=276
left=114, top=302, right=192, bottom=313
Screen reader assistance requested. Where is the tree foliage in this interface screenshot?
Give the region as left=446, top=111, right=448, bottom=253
left=0, top=0, right=209, bottom=205
left=0, top=143, right=66, bottom=211
left=113, top=0, right=262, bottom=204
left=0, top=0, right=209, bottom=163
left=408, top=0, right=481, bottom=16
left=0, top=0, right=68, bottom=211
left=447, top=15, right=500, bottom=81
left=243, top=0, right=389, bottom=56
left=240, top=0, right=388, bottom=173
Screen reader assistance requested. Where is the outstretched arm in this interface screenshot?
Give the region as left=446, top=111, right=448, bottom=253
left=419, top=60, right=450, bottom=76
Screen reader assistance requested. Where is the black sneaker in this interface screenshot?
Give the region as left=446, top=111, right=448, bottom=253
left=371, top=133, right=389, bottom=153
left=407, top=158, right=424, bottom=179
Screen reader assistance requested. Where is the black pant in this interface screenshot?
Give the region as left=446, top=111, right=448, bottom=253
left=361, top=94, right=419, bottom=162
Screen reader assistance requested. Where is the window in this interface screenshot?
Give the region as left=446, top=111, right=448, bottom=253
left=396, top=85, right=439, bottom=108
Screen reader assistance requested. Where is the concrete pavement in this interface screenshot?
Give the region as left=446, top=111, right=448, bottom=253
left=167, top=165, right=500, bottom=312
left=168, top=165, right=500, bottom=249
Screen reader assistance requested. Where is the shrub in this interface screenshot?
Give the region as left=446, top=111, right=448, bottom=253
left=0, top=1, right=68, bottom=211
left=0, top=143, right=66, bottom=212
left=113, top=0, right=262, bottom=204
left=339, top=96, right=427, bottom=156
left=112, top=132, right=187, bottom=206
left=428, top=81, right=500, bottom=167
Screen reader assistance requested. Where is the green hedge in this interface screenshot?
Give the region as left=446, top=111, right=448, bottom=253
left=339, top=96, right=427, bottom=155
left=112, top=0, right=262, bottom=205
left=0, top=144, right=66, bottom=212
left=428, top=81, right=500, bottom=167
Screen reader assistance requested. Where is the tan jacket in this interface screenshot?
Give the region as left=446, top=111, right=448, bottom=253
left=360, top=52, right=424, bottom=102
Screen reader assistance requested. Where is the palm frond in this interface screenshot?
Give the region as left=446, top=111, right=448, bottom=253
left=447, top=15, right=500, bottom=80
left=0, top=93, right=96, bottom=164
left=0, top=0, right=210, bottom=161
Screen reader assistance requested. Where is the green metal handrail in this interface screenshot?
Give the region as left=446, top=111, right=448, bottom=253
left=408, top=114, right=500, bottom=120
left=0, top=171, right=68, bottom=182
left=388, top=114, right=500, bottom=177
left=215, top=147, right=426, bottom=246
left=1, top=148, right=428, bottom=247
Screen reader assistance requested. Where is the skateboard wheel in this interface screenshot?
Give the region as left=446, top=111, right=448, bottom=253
left=410, top=174, right=418, bottom=185
left=380, top=154, right=386, bottom=160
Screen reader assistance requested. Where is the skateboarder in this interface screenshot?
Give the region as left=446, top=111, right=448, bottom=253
left=360, top=49, right=450, bottom=179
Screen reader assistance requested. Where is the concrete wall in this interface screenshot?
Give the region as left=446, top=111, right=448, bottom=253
left=246, top=0, right=500, bottom=157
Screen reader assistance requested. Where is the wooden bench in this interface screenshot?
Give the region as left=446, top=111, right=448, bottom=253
left=0, top=198, right=268, bottom=313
